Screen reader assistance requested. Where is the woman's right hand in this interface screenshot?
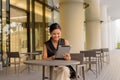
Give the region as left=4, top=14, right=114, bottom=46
left=63, top=53, right=71, bottom=60
left=50, top=55, right=55, bottom=60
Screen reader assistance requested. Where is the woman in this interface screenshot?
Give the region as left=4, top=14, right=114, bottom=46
left=42, top=23, right=71, bottom=80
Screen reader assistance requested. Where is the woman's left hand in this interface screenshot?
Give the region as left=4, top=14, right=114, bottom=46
left=63, top=53, right=71, bottom=60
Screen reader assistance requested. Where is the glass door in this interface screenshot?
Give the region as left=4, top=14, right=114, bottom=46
left=0, top=0, right=2, bottom=62
left=10, top=7, right=27, bottom=53
left=0, top=0, right=27, bottom=66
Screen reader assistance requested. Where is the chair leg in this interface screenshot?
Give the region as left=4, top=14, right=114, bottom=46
left=6, top=58, right=9, bottom=74
left=107, top=54, right=110, bottom=64
left=18, top=59, right=20, bottom=73
left=82, top=66, right=85, bottom=80
left=96, top=63, right=98, bottom=78
left=14, top=58, right=17, bottom=73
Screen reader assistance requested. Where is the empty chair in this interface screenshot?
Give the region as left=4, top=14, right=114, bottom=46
left=101, top=48, right=110, bottom=64
left=71, top=53, right=85, bottom=80
left=80, top=50, right=101, bottom=77
left=6, top=52, right=21, bottom=73
left=20, top=51, right=42, bottom=73
left=91, top=49, right=103, bottom=72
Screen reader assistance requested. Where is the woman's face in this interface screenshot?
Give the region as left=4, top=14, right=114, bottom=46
left=51, top=29, right=61, bottom=41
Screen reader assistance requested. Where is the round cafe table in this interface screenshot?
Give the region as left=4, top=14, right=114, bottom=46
left=24, top=60, right=80, bottom=80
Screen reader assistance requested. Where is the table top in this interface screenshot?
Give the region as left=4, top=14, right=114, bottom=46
left=24, top=60, right=80, bottom=66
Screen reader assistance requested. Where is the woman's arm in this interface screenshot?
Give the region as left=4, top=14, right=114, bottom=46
left=42, top=44, right=55, bottom=60
left=42, top=44, right=47, bottom=60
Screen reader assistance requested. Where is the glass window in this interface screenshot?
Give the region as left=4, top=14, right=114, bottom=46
left=45, top=7, right=52, bottom=40
left=10, top=0, right=27, bottom=10
left=53, top=10, right=60, bottom=23
left=9, top=7, right=27, bottom=52
left=35, top=2, right=43, bottom=51
left=45, top=0, right=59, bottom=8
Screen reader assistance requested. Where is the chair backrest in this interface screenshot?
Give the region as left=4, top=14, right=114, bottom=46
left=34, top=50, right=42, bottom=54
left=92, top=49, right=102, bottom=53
left=101, top=48, right=109, bottom=52
left=7, top=52, right=20, bottom=58
left=80, top=50, right=96, bottom=57
left=70, top=53, right=84, bottom=64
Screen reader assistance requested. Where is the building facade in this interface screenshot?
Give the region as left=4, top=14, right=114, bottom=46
left=0, top=0, right=60, bottom=65
left=0, top=0, right=118, bottom=66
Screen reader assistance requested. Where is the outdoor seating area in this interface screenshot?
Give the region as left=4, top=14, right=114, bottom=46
left=1, top=49, right=120, bottom=80
left=0, top=0, right=120, bottom=80
left=70, top=48, right=110, bottom=80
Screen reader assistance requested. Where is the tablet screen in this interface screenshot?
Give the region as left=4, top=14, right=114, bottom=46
left=55, top=45, right=71, bottom=58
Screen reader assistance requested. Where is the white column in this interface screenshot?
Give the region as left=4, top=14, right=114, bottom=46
left=108, top=17, right=118, bottom=50
left=108, top=16, right=113, bottom=50
left=60, top=0, right=85, bottom=52
left=85, top=0, right=101, bottom=49
left=101, top=5, right=109, bottom=48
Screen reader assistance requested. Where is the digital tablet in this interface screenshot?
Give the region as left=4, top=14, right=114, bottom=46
left=55, top=45, right=71, bottom=58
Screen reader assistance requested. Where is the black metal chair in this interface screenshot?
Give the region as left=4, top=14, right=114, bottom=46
left=71, top=53, right=85, bottom=80
left=6, top=52, right=21, bottom=73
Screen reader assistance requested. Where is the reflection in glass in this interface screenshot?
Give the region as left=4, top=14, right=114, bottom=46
left=9, top=7, right=27, bottom=53
left=10, top=0, right=27, bottom=10
left=35, top=2, right=43, bottom=51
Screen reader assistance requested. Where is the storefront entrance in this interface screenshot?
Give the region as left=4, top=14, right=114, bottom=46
left=0, top=0, right=59, bottom=66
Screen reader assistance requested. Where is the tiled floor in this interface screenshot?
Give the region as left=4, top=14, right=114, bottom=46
left=97, top=49, right=120, bottom=80
left=0, top=66, right=43, bottom=80
left=0, top=49, right=120, bottom=80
